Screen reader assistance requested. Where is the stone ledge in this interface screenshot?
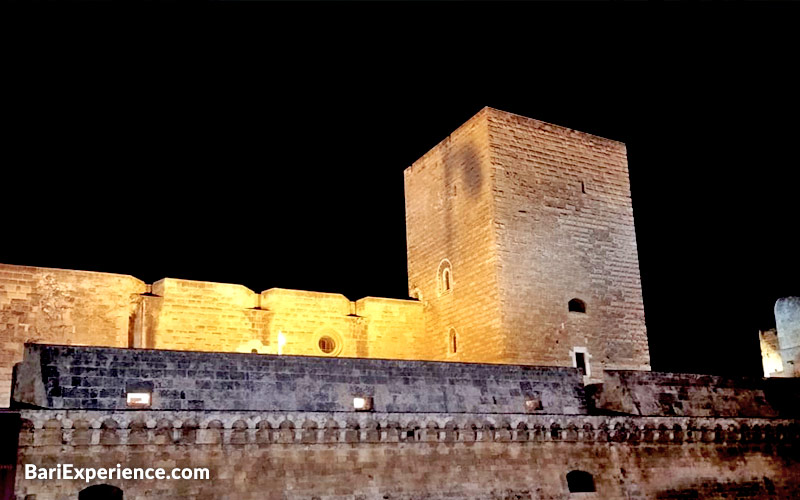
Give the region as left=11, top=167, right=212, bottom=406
left=18, top=410, right=800, bottom=447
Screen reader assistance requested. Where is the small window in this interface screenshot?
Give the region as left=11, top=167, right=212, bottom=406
left=318, top=336, right=337, bottom=354
left=437, top=259, right=453, bottom=296
left=567, top=470, right=595, bottom=493
left=581, top=180, right=586, bottom=194
left=575, top=353, right=586, bottom=376
left=448, top=328, right=458, bottom=355
left=568, top=298, right=586, bottom=313
left=315, top=329, right=343, bottom=356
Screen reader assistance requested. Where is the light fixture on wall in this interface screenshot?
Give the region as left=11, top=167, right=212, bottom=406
left=126, top=392, right=151, bottom=408
left=353, top=396, right=373, bottom=411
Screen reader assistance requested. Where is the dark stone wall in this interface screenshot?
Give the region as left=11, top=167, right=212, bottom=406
left=592, top=370, right=800, bottom=418
left=13, top=344, right=587, bottom=414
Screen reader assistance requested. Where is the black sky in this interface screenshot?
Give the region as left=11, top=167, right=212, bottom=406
left=3, top=4, right=798, bottom=377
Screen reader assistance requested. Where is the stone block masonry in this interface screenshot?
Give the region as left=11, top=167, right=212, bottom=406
left=0, top=263, right=426, bottom=408
left=591, top=370, right=800, bottom=418
left=0, top=264, right=146, bottom=407
left=15, top=409, right=800, bottom=500
left=403, top=108, right=650, bottom=382
left=13, top=344, right=587, bottom=414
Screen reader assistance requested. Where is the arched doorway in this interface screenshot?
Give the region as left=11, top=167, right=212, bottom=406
left=79, top=484, right=123, bottom=500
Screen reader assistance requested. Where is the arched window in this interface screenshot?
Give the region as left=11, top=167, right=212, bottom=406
left=566, top=470, right=595, bottom=493
left=79, top=485, right=123, bottom=500
left=448, top=328, right=458, bottom=355
left=437, top=259, right=453, bottom=296
left=568, top=298, right=586, bottom=313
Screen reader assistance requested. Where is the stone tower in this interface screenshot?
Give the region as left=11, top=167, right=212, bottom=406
left=762, top=296, right=800, bottom=377
left=404, top=107, right=650, bottom=380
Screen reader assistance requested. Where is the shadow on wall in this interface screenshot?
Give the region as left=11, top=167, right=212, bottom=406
left=442, top=138, right=485, bottom=256
left=655, top=477, right=777, bottom=499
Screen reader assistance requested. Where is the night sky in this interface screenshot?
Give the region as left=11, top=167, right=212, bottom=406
left=3, top=4, right=798, bottom=377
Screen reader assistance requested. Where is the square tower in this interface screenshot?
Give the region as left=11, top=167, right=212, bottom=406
left=404, top=107, right=650, bottom=380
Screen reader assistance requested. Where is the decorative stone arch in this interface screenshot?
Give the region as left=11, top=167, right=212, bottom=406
left=230, top=419, right=249, bottom=444
left=437, top=259, right=453, bottom=296
left=314, top=327, right=344, bottom=357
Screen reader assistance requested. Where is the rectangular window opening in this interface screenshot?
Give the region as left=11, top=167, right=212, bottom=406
left=575, top=353, right=586, bottom=376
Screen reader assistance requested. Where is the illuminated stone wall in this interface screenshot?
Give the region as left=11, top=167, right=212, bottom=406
left=0, top=265, right=426, bottom=408
left=143, top=278, right=266, bottom=353
left=404, top=107, right=650, bottom=379
left=15, top=409, right=800, bottom=500
left=489, top=108, right=650, bottom=376
left=404, top=108, right=505, bottom=363
left=0, top=264, right=145, bottom=407
left=760, top=328, right=784, bottom=377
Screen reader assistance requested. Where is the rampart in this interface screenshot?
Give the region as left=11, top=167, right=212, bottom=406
left=15, top=409, right=800, bottom=499
left=9, top=346, right=800, bottom=499
left=591, top=370, right=800, bottom=418
left=13, top=344, right=586, bottom=414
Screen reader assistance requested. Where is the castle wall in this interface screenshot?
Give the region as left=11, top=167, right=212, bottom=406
left=146, top=278, right=266, bottom=353
left=404, top=108, right=504, bottom=362
left=0, top=265, right=426, bottom=410
left=487, top=108, right=650, bottom=376
left=15, top=409, right=800, bottom=500
left=760, top=329, right=784, bottom=377
left=0, top=264, right=146, bottom=407
left=591, top=370, right=800, bottom=418
left=13, top=345, right=587, bottom=414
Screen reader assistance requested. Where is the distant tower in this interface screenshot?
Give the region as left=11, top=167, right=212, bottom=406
left=404, top=107, right=650, bottom=380
left=763, top=297, right=800, bottom=377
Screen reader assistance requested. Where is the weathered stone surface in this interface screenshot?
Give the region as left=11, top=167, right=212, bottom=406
left=15, top=410, right=800, bottom=500
left=14, top=344, right=586, bottom=414
left=404, top=108, right=650, bottom=381
left=0, top=265, right=426, bottom=408
left=590, top=370, right=800, bottom=418
left=775, top=297, right=800, bottom=376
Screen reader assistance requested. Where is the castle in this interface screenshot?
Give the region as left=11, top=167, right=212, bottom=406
left=1, top=107, right=798, bottom=500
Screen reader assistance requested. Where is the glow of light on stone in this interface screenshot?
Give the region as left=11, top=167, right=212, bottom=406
left=277, top=331, right=286, bottom=355
left=126, top=392, right=151, bottom=407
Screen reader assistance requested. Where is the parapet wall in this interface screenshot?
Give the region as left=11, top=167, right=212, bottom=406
left=16, top=409, right=800, bottom=500
left=13, top=344, right=587, bottom=414
left=592, top=370, right=800, bottom=418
